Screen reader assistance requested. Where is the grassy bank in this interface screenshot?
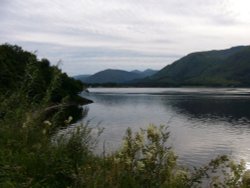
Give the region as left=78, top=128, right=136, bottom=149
left=1, top=112, right=250, bottom=187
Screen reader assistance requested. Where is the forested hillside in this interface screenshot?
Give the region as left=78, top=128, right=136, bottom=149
left=75, top=69, right=157, bottom=84
left=140, top=46, right=250, bottom=87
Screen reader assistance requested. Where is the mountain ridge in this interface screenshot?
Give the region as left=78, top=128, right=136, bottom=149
left=74, top=69, right=158, bottom=84
left=138, top=45, right=250, bottom=87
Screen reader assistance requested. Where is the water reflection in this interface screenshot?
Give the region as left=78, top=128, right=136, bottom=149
left=81, top=88, right=250, bottom=167
left=168, top=96, right=250, bottom=121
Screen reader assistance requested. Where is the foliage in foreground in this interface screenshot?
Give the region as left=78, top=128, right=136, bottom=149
left=99, top=125, right=250, bottom=188
left=1, top=113, right=250, bottom=188
left=0, top=43, right=91, bottom=127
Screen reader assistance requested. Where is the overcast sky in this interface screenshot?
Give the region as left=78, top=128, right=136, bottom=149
left=1, top=0, right=250, bottom=75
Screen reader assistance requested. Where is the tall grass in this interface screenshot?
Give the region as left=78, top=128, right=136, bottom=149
left=1, top=108, right=250, bottom=188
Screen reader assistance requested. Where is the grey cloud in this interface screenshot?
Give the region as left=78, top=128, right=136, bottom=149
left=1, top=0, right=250, bottom=75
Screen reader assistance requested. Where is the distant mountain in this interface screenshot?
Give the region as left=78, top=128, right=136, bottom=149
left=139, top=45, right=250, bottom=87
left=83, top=69, right=141, bottom=84
left=141, top=69, right=158, bottom=77
left=73, top=74, right=91, bottom=81
left=74, top=69, right=158, bottom=84
left=131, top=70, right=142, bottom=74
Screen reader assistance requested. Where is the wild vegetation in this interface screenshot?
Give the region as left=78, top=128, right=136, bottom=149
left=1, top=44, right=250, bottom=187
left=0, top=44, right=92, bottom=126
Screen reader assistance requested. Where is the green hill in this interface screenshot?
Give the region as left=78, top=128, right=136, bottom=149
left=73, top=74, right=91, bottom=81
left=141, top=46, right=250, bottom=87
left=75, top=69, right=157, bottom=84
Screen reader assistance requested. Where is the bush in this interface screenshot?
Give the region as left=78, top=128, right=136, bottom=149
left=1, top=112, right=250, bottom=188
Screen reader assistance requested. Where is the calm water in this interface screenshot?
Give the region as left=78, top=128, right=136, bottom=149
left=80, top=88, right=250, bottom=167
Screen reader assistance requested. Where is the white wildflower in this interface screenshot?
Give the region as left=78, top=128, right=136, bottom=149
left=145, top=151, right=153, bottom=160
left=137, top=161, right=145, bottom=171
left=122, top=140, right=129, bottom=149
left=117, top=151, right=123, bottom=157
left=135, top=139, right=143, bottom=148
left=64, top=116, right=73, bottom=124
left=125, top=158, right=132, bottom=165
left=22, top=123, right=27, bottom=128
left=147, top=124, right=156, bottom=135
left=43, top=120, right=52, bottom=126
left=147, top=124, right=157, bottom=136
left=150, top=145, right=157, bottom=152
left=135, top=132, right=144, bottom=147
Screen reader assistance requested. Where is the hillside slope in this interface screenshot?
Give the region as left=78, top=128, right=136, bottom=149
left=75, top=69, right=158, bottom=84
left=142, top=46, right=250, bottom=86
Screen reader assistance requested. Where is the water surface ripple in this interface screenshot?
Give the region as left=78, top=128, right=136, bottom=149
left=81, top=88, right=250, bottom=167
